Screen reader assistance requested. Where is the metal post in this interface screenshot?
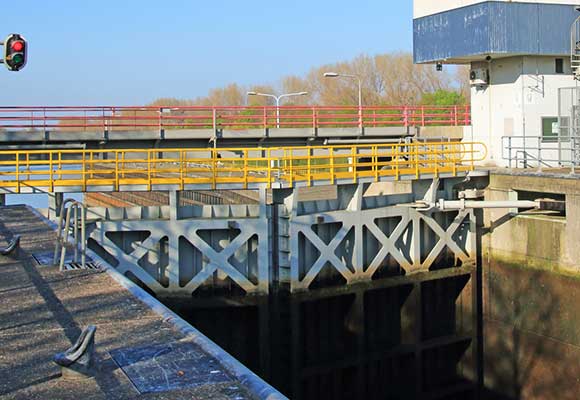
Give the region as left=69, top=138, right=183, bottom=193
left=73, top=205, right=79, bottom=263
left=53, top=203, right=65, bottom=266
left=357, top=78, right=363, bottom=131
left=275, top=98, right=280, bottom=129
left=59, top=207, right=72, bottom=272
left=538, top=136, right=543, bottom=171
left=81, top=205, right=86, bottom=269
left=508, top=137, right=512, bottom=169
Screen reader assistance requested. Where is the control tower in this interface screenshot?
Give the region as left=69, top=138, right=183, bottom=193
left=413, top=1, right=580, bottom=166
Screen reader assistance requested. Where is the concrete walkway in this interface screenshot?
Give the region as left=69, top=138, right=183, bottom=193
left=0, top=205, right=255, bottom=400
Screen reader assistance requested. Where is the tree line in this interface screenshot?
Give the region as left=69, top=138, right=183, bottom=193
left=148, top=52, right=469, bottom=108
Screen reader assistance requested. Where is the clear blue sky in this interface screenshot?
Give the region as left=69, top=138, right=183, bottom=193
left=1, top=0, right=413, bottom=106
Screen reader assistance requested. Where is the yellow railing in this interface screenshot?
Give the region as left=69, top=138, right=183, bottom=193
left=0, top=142, right=487, bottom=192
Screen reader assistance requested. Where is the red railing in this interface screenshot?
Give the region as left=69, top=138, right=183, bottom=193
left=0, top=105, right=470, bottom=131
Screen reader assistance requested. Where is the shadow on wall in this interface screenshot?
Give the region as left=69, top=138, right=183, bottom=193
left=482, top=260, right=580, bottom=400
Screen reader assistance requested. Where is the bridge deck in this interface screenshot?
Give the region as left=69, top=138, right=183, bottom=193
left=0, top=141, right=487, bottom=194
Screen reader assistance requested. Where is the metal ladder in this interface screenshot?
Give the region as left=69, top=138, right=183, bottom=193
left=571, top=15, right=580, bottom=79
left=53, top=199, right=87, bottom=271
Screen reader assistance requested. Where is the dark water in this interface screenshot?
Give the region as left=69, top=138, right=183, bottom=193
left=165, top=271, right=481, bottom=400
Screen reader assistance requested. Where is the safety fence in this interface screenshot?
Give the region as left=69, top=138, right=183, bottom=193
left=0, top=141, right=486, bottom=192
left=0, top=105, right=471, bottom=131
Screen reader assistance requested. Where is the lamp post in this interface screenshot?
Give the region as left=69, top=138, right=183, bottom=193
left=323, top=72, right=363, bottom=129
left=247, top=91, right=308, bottom=128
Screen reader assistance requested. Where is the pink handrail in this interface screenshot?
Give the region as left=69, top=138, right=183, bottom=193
left=0, top=105, right=471, bottom=130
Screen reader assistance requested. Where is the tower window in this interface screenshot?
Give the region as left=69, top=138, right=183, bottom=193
left=556, top=58, right=564, bottom=74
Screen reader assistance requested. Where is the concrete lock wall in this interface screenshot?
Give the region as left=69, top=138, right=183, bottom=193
left=84, top=179, right=479, bottom=297
left=483, top=171, right=580, bottom=399
left=484, top=172, right=580, bottom=275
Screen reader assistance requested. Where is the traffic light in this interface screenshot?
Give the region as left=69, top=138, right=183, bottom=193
left=3, top=34, right=27, bottom=72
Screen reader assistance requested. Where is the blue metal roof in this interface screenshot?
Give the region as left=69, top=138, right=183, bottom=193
left=413, top=2, right=579, bottom=63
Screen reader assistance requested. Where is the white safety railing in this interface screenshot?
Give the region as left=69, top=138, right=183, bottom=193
left=53, top=199, right=87, bottom=271
left=502, top=136, right=580, bottom=172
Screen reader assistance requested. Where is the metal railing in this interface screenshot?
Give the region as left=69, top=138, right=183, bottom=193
left=502, top=135, right=580, bottom=169
left=0, top=142, right=486, bottom=192
left=0, top=105, right=471, bottom=131
left=53, top=199, right=87, bottom=271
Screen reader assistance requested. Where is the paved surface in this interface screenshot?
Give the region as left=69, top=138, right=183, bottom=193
left=0, top=205, right=255, bottom=400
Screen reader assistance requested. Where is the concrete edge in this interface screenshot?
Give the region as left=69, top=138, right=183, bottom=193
left=25, top=205, right=288, bottom=400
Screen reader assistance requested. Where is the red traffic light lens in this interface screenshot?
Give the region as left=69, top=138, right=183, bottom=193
left=11, top=41, right=24, bottom=52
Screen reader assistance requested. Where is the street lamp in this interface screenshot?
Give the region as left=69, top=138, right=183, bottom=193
left=324, top=72, right=363, bottom=128
left=247, top=91, right=308, bottom=128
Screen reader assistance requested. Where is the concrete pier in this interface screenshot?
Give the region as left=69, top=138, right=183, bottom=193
left=485, top=169, right=580, bottom=275
left=0, top=205, right=278, bottom=399
left=483, top=169, right=580, bottom=399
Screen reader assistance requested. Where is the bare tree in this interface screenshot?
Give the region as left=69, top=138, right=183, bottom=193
left=146, top=52, right=462, bottom=108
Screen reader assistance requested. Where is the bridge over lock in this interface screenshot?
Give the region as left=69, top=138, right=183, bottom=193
left=0, top=105, right=470, bottom=148
left=0, top=132, right=488, bottom=296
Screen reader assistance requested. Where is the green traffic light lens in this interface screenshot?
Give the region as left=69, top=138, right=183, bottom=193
left=12, top=54, right=23, bottom=65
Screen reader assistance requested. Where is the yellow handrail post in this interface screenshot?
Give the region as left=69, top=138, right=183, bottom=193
left=395, top=145, right=400, bottom=180
left=352, top=146, right=357, bottom=183
left=212, top=148, right=217, bottom=189
left=415, top=143, right=420, bottom=179
left=244, top=149, right=248, bottom=189
left=330, top=147, right=335, bottom=185
left=15, top=153, right=20, bottom=193
left=58, top=152, right=62, bottom=180
left=434, top=143, right=439, bottom=177
left=373, top=145, right=379, bottom=182
left=89, top=152, right=94, bottom=180
left=289, top=148, right=293, bottom=187
left=49, top=152, right=54, bottom=192
left=147, top=151, right=152, bottom=191
left=452, top=143, right=457, bottom=176
left=82, top=151, right=86, bottom=191
left=115, top=151, right=120, bottom=191
left=267, top=148, right=272, bottom=189
left=307, top=147, right=312, bottom=186
left=179, top=150, right=184, bottom=191
left=183, top=150, right=188, bottom=185
left=121, top=151, right=126, bottom=179
left=244, top=149, right=249, bottom=189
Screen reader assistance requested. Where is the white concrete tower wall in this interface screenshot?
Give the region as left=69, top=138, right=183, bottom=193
left=468, top=56, right=576, bottom=165
left=414, top=0, right=578, bottom=18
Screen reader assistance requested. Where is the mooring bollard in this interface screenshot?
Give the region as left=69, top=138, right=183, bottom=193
left=0, top=235, right=20, bottom=256
left=53, top=325, right=97, bottom=380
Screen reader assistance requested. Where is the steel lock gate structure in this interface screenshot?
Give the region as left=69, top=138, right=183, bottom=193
left=84, top=178, right=480, bottom=296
